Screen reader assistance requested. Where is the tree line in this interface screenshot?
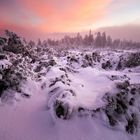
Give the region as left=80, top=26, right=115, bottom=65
left=0, top=30, right=140, bottom=53
left=38, top=30, right=140, bottom=49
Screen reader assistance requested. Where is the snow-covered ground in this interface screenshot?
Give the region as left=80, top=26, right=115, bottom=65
left=0, top=49, right=140, bottom=140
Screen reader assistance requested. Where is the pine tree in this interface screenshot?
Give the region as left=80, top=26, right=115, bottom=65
left=102, top=32, right=107, bottom=47
left=95, top=32, right=102, bottom=47
left=106, top=36, right=112, bottom=47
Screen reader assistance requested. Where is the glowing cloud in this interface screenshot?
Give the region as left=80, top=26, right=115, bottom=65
left=0, top=0, right=111, bottom=32
left=0, top=0, right=140, bottom=39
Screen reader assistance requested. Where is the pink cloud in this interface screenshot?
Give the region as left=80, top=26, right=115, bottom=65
left=0, top=0, right=112, bottom=38
left=16, top=0, right=112, bottom=32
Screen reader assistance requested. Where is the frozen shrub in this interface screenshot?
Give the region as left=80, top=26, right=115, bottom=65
left=69, top=57, right=79, bottom=63
left=125, top=113, right=139, bottom=134
left=92, top=52, right=101, bottom=62
left=21, top=93, right=31, bottom=98
left=0, top=37, right=7, bottom=46
left=116, top=96, right=128, bottom=112
left=0, top=54, right=7, bottom=60
left=130, top=88, right=136, bottom=95
left=1, top=89, right=15, bottom=104
left=48, top=59, right=57, bottom=66
left=84, top=54, right=92, bottom=66
left=78, top=107, right=85, bottom=112
left=54, top=100, right=68, bottom=119
left=116, top=80, right=130, bottom=90
left=106, top=113, right=118, bottom=126
left=102, top=60, right=112, bottom=70
left=117, top=52, right=140, bottom=70
left=117, top=61, right=122, bottom=70
left=125, top=53, right=140, bottom=68
left=85, top=54, right=92, bottom=62
left=49, top=89, right=76, bottom=120
left=3, top=30, right=29, bottom=55
left=0, top=80, right=8, bottom=97
left=129, top=98, right=135, bottom=106
left=102, top=83, right=140, bottom=134
left=0, top=58, right=26, bottom=99
left=34, top=65, right=42, bottom=72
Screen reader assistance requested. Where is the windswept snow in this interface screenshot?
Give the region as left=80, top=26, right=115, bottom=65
left=0, top=49, right=140, bottom=140
left=0, top=77, right=132, bottom=140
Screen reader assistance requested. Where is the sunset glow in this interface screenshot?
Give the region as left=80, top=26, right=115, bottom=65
left=0, top=0, right=140, bottom=37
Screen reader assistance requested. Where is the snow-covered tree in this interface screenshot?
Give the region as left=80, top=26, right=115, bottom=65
left=88, top=30, right=94, bottom=46
left=3, top=30, right=25, bottom=54
left=101, top=32, right=107, bottom=47
left=106, top=35, right=112, bottom=47
left=95, top=32, right=102, bottom=47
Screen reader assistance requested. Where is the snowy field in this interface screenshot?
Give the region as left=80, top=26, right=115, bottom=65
left=0, top=47, right=140, bottom=140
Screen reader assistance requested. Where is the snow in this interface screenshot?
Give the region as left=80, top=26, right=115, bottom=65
left=68, top=67, right=116, bottom=109
left=0, top=49, right=140, bottom=140
left=0, top=59, right=12, bottom=70
left=0, top=84, right=132, bottom=140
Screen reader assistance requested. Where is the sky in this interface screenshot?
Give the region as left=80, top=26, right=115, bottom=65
left=0, top=0, right=140, bottom=40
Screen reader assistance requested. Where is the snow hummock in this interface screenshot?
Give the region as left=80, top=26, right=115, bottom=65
left=0, top=79, right=132, bottom=140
